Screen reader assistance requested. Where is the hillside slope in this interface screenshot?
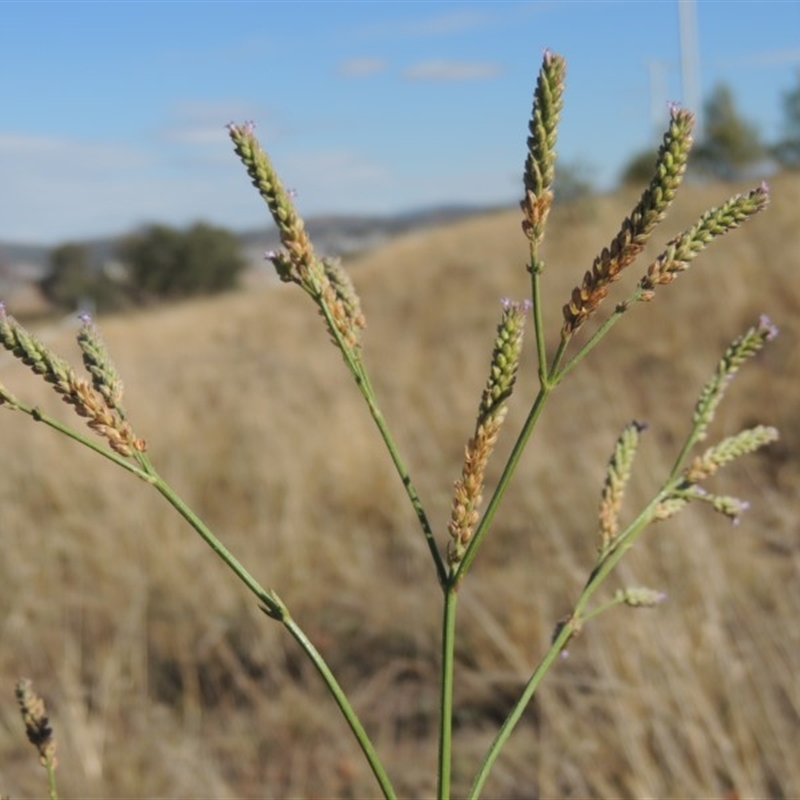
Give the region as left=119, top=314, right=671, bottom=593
left=0, top=175, right=797, bottom=798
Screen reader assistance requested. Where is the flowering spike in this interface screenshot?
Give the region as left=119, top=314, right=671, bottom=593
left=15, top=679, right=57, bottom=770
left=640, top=184, right=769, bottom=294
left=77, top=315, right=125, bottom=410
left=693, top=316, right=777, bottom=441
left=614, top=587, right=668, bottom=608
left=447, top=300, right=529, bottom=568
left=0, top=308, right=144, bottom=456
left=598, top=421, right=647, bottom=556
left=562, top=106, right=694, bottom=333
left=685, top=425, right=779, bottom=482
left=229, top=123, right=366, bottom=355
left=521, top=50, right=566, bottom=247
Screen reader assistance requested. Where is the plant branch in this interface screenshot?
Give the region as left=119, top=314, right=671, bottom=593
left=437, top=588, right=458, bottom=799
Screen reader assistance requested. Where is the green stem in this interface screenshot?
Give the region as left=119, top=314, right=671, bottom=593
left=358, top=368, right=448, bottom=587
left=453, top=382, right=551, bottom=588
left=147, top=470, right=396, bottom=798
left=574, top=503, right=660, bottom=618
left=45, top=755, right=58, bottom=800
left=36, top=388, right=395, bottom=797
left=437, top=587, right=458, bottom=800
left=283, top=616, right=397, bottom=800
left=667, top=414, right=708, bottom=483
left=468, top=617, right=574, bottom=799
left=319, top=301, right=447, bottom=587
left=17, top=403, right=154, bottom=482
left=468, top=495, right=663, bottom=799
left=150, top=473, right=276, bottom=608
left=554, top=285, right=650, bottom=384
left=529, top=252, right=549, bottom=385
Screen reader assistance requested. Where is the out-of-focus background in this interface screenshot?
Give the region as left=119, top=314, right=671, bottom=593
left=1, top=2, right=798, bottom=798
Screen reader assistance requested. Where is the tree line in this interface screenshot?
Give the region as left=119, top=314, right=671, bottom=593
left=41, top=222, right=246, bottom=313
left=621, top=74, right=800, bottom=184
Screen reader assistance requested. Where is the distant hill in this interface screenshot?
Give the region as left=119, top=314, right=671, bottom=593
left=0, top=204, right=499, bottom=278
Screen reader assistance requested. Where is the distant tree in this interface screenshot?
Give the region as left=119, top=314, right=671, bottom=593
left=619, top=149, right=658, bottom=187
left=553, top=160, right=595, bottom=204
left=40, top=242, right=92, bottom=309
left=692, top=83, right=764, bottom=180
left=773, top=71, right=800, bottom=169
left=119, top=222, right=246, bottom=302
left=40, top=242, right=131, bottom=313
left=553, top=160, right=596, bottom=221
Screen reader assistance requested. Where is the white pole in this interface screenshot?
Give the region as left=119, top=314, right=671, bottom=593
left=678, top=0, right=703, bottom=137
left=647, top=59, right=670, bottom=143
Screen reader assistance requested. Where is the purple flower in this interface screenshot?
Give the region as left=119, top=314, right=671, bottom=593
left=758, top=314, right=779, bottom=341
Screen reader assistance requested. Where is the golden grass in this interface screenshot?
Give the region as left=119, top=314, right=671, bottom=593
left=1, top=173, right=798, bottom=798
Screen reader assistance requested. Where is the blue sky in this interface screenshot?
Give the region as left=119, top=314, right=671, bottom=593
left=2, top=1, right=799, bottom=244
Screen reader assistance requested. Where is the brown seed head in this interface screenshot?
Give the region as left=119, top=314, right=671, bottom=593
left=562, top=106, right=694, bottom=333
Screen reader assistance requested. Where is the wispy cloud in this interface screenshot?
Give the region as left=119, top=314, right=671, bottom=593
left=338, top=57, right=387, bottom=78
left=157, top=100, right=279, bottom=156
left=283, top=149, right=391, bottom=192
left=0, top=134, right=151, bottom=173
left=715, top=47, right=800, bottom=69
left=404, top=60, right=503, bottom=81
left=160, top=33, right=276, bottom=67
left=0, top=135, right=162, bottom=242
left=405, top=9, right=492, bottom=36
left=353, top=4, right=539, bottom=41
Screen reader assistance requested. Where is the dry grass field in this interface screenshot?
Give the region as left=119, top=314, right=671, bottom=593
left=0, top=173, right=798, bottom=798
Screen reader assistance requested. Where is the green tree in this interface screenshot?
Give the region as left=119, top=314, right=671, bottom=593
left=40, top=243, right=130, bottom=313
left=40, top=242, right=93, bottom=310
left=553, top=159, right=594, bottom=204
left=773, top=71, right=800, bottom=169
left=692, top=83, right=764, bottom=180
left=619, top=149, right=658, bottom=186
left=553, top=160, right=596, bottom=221
left=119, top=222, right=246, bottom=302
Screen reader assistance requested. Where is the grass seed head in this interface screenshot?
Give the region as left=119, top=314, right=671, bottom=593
left=693, top=315, right=778, bottom=440
left=685, top=425, right=779, bottom=482
left=228, top=122, right=316, bottom=285
left=77, top=313, right=125, bottom=410
left=447, top=300, right=529, bottom=568
left=614, top=587, right=668, bottom=608
left=15, top=679, right=57, bottom=770
left=598, top=421, right=647, bottom=556
left=562, top=105, right=694, bottom=334
left=640, top=183, right=770, bottom=294
left=521, top=50, right=566, bottom=247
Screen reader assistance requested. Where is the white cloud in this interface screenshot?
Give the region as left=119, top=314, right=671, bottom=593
left=355, top=8, right=496, bottom=40
left=405, top=9, right=491, bottom=36
left=0, top=133, right=152, bottom=174
left=158, top=100, right=276, bottom=149
left=338, top=57, right=387, bottom=78
left=404, top=60, right=503, bottom=81
left=0, top=126, right=398, bottom=243
left=283, top=149, right=392, bottom=192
